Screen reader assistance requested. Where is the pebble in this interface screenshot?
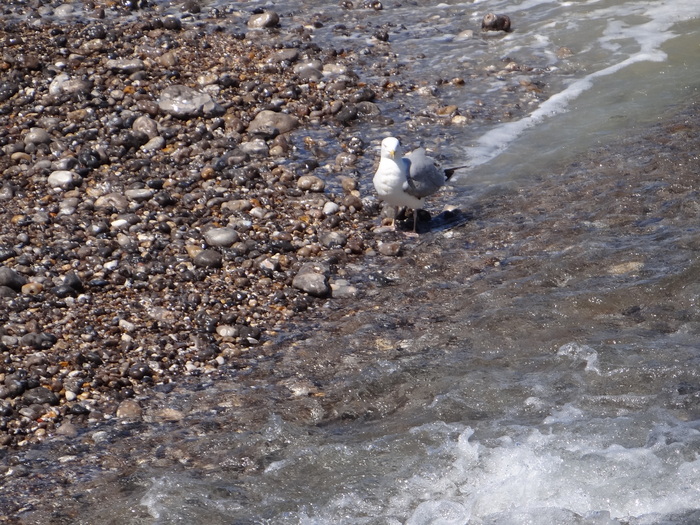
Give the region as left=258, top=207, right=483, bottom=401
left=105, top=58, right=145, bottom=74
left=48, top=74, right=92, bottom=97
left=157, top=84, right=224, bottom=118
left=247, top=11, right=280, bottom=29
left=55, top=422, right=78, bottom=438
left=330, top=279, right=359, bottom=298
left=47, top=170, right=82, bottom=190
left=239, top=139, right=269, bottom=156
left=141, top=136, right=165, bottom=151
left=297, top=175, right=326, bottom=192
left=21, top=282, right=43, bottom=295
left=0, top=266, right=27, bottom=290
left=204, top=227, right=240, bottom=247
left=320, top=231, right=348, bottom=249
left=216, top=325, right=239, bottom=338
left=125, top=188, right=155, bottom=202
left=22, top=387, right=59, bottom=406
left=293, top=262, right=331, bottom=297
left=193, top=249, right=223, bottom=268
left=116, top=399, right=142, bottom=419
left=323, top=201, right=340, bottom=215
left=377, top=241, right=403, bottom=256
left=24, top=128, right=52, bottom=145
left=247, top=110, right=299, bottom=135
left=132, top=115, right=159, bottom=138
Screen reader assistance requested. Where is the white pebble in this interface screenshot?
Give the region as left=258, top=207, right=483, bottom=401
left=323, top=201, right=340, bottom=215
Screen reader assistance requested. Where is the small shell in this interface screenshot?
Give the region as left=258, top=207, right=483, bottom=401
left=22, top=282, right=43, bottom=295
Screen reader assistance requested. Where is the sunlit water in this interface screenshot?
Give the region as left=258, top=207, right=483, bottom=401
left=15, top=0, right=700, bottom=523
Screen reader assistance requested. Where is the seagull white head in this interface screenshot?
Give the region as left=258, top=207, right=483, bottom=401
left=380, top=137, right=401, bottom=160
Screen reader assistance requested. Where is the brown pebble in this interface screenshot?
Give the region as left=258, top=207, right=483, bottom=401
left=481, top=13, right=512, bottom=32
left=116, top=399, right=142, bottom=419
left=377, top=241, right=402, bottom=256
left=297, top=175, right=326, bottom=192
left=21, top=282, right=43, bottom=295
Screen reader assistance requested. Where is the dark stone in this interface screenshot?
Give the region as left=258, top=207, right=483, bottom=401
left=64, top=271, right=84, bottom=292
left=481, top=13, right=512, bottom=32
left=128, top=363, right=152, bottom=380
left=20, top=332, right=57, bottom=349
left=22, top=387, right=59, bottom=406
left=51, top=284, right=78, bottom=298
left=0, top=266, right=26, bottom=291
left=0, top=82, right=19, bottom=103
left=193, top=249, right=223, bottom=269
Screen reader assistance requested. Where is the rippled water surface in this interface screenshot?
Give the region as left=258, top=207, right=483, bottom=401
left=8, top=0, right=700, bottom=523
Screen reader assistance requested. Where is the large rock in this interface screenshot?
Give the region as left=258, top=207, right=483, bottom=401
left=48, top=73, right=93, bottom=97
left=292, top=262, right=331, bottom=297
left=158, top=84, right=224, bottom=119
left=204, top=227, right=239, bottom=248
left=48, top=170, right=82, bottom=190
left=247, top=110, right=299, bottom=135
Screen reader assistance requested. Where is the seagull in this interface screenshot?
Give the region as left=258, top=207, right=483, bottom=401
left=373, top=136, right=468, bottom=232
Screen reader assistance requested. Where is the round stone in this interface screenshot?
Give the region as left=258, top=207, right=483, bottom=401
left=323, top=201, right=340, bottom=215
left=297, top=175, right=325, bottom=192
left=204, top=227, right=239, bottom=248
left=24, top=128, right=52, bottom=145
left=158, top=84, right=224, bottom=119
left=48, top=170, right=82, bottom=190
left=116, top=399, right=142, bottom=419
left=247, top=11, right=280, bottom=28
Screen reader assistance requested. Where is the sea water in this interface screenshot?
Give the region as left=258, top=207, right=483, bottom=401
left=136, top=1, right=700, bottom=523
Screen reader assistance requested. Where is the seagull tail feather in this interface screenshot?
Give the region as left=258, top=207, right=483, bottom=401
left=443, top=165, right=470, bottom=180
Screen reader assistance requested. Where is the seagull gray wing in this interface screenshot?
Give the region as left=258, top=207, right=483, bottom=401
left=403, top=148, right=446, bottom=199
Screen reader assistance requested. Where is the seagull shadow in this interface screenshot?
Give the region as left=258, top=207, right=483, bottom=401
left=395, top=207, right=475, bottom=234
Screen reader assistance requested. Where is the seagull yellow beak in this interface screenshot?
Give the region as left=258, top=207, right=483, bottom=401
left=388, top=150, right=395, bottom=159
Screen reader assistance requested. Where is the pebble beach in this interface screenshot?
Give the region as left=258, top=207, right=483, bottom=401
left=0, top=1, right=412, bottom=451
left=6, top=1, right=699, bottom=522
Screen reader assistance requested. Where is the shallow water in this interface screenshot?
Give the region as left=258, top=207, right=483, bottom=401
left=6, top=0, right=700, bottom=523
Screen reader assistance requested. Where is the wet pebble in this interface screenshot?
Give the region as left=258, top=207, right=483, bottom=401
left=48, top=73, right=92, bottom=97
left=116, top=399, right=142, bottom=420
left=377, top=241, right=403, bottom=256
left=22, top=387, right=59, bottom=406
left=158, top=84, right=224, bottom=118
left=248, top=11, right=280, bottom=29
left=239, top=138, right=269, bottom=156
left=247, top=110, right=299, bottom=135
left=481, top=13, right=512, bottom=32
left=293, top=262, right=331, bottom=297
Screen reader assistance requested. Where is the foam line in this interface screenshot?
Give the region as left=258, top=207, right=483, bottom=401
left=463, top=0, right=700, bottom=170
left=465, top=48, right=668, bottom=169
